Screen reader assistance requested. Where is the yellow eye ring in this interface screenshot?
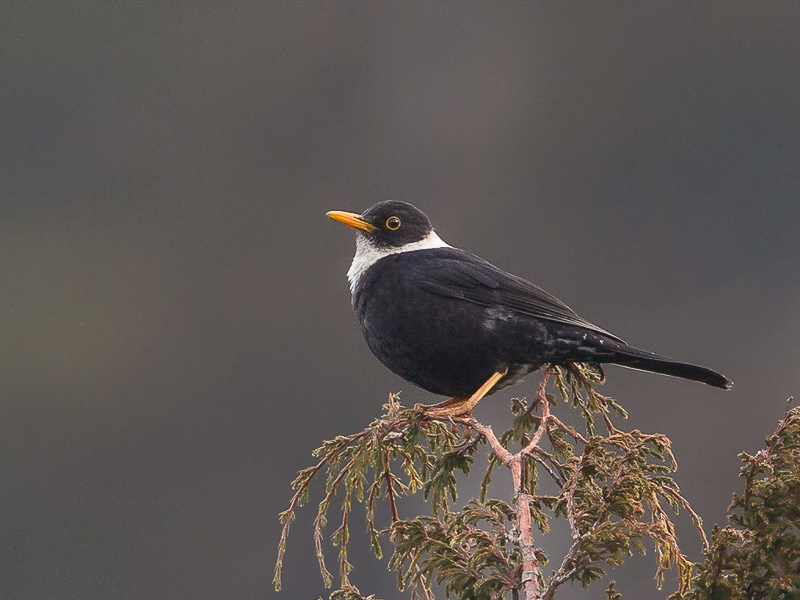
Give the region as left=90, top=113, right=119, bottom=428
left=386, top=216, right=401, bottom=230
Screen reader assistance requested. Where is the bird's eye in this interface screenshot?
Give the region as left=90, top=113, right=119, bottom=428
left=386, top=216, right=401, bottom=230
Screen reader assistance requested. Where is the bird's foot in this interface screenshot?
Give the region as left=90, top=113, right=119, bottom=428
left=418, top=397, right=470, bottom=418
left=419, top=369, right=509, bottom=418
left=416, top=395, right=467, bottom=411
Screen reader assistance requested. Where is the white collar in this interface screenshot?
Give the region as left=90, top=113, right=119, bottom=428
left=346, top=230, right=450, bottom=294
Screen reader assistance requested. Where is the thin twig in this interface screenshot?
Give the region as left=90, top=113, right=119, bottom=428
left=521, top=397, right=551, bottom=456
left=541, top=539, right=581, bottom=600
left=564, top=453, right=584, bottom=537
left=414, top=567, right=433, bottom=600
left=471, top=421, right=514, bottom=465
left=384, top=452, right=400, bottom=523
left=529, top=447, right=566, bottom=486
left=548, top=415, right=589, bottom=444
left=663, top=486, right=709, bottom=550
left=338, top=493, right=351, bottom=585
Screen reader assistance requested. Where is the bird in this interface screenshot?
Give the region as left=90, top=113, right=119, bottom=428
left=327, top=200, right=732, bottom=415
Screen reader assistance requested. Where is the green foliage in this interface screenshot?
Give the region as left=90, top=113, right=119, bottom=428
left=273, top=395, right=472, bottom=594
left=389, top=500, right=520, bottom=600
left=274, top=365, right=709, bottom=599
left=683, top=406, right=800, bottom=600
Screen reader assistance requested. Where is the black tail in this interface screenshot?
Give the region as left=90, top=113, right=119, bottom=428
left=610, top=344, right=733, bottom=390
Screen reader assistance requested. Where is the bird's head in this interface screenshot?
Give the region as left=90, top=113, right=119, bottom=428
left=327, top=200, right=435, bottom=250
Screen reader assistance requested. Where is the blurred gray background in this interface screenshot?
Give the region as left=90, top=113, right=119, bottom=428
left=1, top=3, right=798, bottom=599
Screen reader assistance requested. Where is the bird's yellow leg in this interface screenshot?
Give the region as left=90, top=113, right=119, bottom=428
left=424, top=369, right=508, bottom=418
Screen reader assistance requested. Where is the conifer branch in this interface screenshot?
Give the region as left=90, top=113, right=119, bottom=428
left=682, top=405, right=800, bottom=599
left=275, top=366, right=714, bottom=599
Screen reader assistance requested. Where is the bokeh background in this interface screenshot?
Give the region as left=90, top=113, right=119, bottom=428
left=2, top=3, right=798, bottom=599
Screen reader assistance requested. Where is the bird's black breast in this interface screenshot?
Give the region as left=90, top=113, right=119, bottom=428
left=351, top=248, right=598, bottom=397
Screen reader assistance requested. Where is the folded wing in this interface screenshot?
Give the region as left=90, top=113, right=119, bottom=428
left=401, top=247, right=624, bottom=342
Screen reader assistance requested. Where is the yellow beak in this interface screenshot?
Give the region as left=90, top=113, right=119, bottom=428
left=326, top=210, right=378, bottom=233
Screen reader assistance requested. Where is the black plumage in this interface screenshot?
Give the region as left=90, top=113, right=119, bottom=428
left=328, top=201, right=732, bottom=400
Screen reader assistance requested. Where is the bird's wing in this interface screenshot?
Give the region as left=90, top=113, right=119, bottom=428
left=400, top=247, right=624, bottom=342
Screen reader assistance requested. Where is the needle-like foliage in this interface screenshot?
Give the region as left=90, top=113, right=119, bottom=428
left=683, top=405, right=800, bottom=600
